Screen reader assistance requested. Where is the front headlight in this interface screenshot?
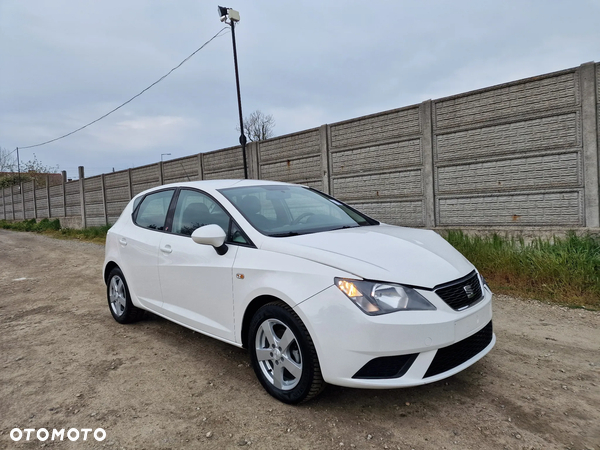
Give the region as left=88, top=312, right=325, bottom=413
left=335, top=278, right=436, bottom=315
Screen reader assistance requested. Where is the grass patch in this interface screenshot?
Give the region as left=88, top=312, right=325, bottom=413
left=446, top=230, right=600, bottom=309
left=2, top=219, right=598, bottom=308
left=0, top=219, right=109, bottom=244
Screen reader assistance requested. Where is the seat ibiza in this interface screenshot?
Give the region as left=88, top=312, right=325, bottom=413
left=104, top=180, right=495, bottom=403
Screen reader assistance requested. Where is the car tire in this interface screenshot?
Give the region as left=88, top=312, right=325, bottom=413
left=249, top=302, right=325, bottom=404
left=106, top=267, right=144, bottom=324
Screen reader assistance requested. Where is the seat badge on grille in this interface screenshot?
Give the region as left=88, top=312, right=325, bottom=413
left=463, top=284, right=475, bottom=299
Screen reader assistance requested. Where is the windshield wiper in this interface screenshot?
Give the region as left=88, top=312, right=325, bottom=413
left=268, top=231, right=301, bottom=237
left=328, top=225, right=359, bottom=231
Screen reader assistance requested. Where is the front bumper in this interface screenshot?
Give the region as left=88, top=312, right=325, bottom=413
left=294, top=284, right=495, bottom=388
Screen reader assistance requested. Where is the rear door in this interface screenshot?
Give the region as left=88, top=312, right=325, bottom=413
left=117, top=188, right=175, bottom=310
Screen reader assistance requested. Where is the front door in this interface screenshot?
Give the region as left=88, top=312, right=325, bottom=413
left=158, top=189, right=237, bottom=341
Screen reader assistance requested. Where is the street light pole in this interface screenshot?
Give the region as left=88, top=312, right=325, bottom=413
left=219, top=6, right=248, bottom=179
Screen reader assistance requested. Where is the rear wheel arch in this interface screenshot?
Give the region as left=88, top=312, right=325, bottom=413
left=104, top=261, right=119, bottom=284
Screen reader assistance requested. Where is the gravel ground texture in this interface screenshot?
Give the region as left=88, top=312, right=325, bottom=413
left=1, top=229, right=599, bottom=450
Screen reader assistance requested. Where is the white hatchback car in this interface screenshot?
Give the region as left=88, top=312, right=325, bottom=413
left=104, top=180, right=495, bottom=403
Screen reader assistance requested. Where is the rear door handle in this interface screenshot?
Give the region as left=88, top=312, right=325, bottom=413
left=160, top=245, right=172, bottom=254
left=119, top=238, right=127, bottom=246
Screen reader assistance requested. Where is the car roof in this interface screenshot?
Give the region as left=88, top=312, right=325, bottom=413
left=144, top=179, right=298, bottom=195
left=170, top=179, right=294, bottom=188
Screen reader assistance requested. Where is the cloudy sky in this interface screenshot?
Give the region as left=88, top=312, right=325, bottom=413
left=1, top=1, right=599, bottom=179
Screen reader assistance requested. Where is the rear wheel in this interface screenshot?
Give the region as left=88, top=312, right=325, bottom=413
left=249, top=302, right=324, bottom=404
left=107, top=267, right=144, bottom=324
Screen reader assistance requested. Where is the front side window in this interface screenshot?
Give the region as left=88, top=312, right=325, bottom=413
left=171, top=189, right=250, bottom=246
left=133, top=190, right=174, bottom=231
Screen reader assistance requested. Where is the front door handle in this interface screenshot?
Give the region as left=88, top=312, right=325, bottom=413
left=119, top=238, right=127, bottom=246
left=160, top=245, right=172, bottom=254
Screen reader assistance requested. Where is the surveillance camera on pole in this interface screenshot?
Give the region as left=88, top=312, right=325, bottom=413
left=218, top=5, right=248, bottom=179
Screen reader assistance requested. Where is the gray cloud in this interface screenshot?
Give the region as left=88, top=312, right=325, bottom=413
left=1, top=0, right=599, bottom=177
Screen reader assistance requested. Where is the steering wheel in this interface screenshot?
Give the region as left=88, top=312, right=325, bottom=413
left=291, top=212, right=315, bottom=225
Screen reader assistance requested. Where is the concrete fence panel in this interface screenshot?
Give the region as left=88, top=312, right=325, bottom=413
left=258, top=128, right=323, bottom=191
left=104, top=170, right=131, bottom=225
left=433, top=67, right=588, bottom=227
left=163, top=155, right=201, bottom=184
left=49, top=183, right=65, bottom=218
left=203, top=146, right=245, bottom=180
left=1, top=61, right=598, bottom=231
left=328, top=106, right=427, bottom=226
left=35, top=183, right=49, bottom=218
left=12, top=185, right=23, bottom=220
left=83, top=176, right=106, bottom=227
left=64, top=181, right=81, bottom=217
left=23, top=181, right=35, bottom=219
left=130, top=164, right=161, bottom=196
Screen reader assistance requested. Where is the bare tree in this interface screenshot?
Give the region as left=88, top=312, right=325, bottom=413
left=237, top=110, right=275, bottom=142
left=0, top=151, right=59, bottom=188
left=0, top=147, right=17, bottom=173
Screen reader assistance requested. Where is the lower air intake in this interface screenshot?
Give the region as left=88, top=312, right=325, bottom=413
left=424, top=320, right=493, bottom=378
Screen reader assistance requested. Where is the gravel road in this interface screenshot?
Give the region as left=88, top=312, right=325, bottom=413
left=1, top=230, right=598, bottom=449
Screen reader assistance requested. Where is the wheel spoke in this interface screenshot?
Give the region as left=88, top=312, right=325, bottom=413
left=271, top=362, right=284, bottom=389
left=117, top=293, right=126, bottom=312
left=278, top=328, right=295, bottom=353
left=255, top=348, right=272, bottom=361
left=282, top=356, right=302, bottom=379
left=259, top=321, right=276, bottom=348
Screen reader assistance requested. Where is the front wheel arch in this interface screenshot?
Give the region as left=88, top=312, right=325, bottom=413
left=241, top=295, right=283, bottom=349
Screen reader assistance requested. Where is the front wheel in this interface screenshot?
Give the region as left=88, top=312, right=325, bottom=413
left=248, top=302, right=324, bottom=404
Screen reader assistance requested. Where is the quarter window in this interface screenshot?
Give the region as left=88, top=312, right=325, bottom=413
left=134, top=190, right=175, bottom=231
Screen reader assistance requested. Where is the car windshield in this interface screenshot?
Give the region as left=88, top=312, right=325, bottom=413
left=218, top=185, right=378, bottom=236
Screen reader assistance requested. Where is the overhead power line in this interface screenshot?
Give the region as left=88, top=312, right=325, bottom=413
left=19, top=27, right=229, bottom=150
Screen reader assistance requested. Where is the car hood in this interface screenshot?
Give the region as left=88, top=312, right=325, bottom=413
left=259, top=225, right=474, bottom=288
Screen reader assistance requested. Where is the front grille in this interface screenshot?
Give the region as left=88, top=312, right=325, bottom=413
left=424, top=320, right=493, bottom=378
left=353, top=353, right=418, bottom=379
left=434, top=271, right=483, bottom=310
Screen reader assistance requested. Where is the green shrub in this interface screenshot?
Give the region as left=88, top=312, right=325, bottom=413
left=446, top=230, right=600, bottom=309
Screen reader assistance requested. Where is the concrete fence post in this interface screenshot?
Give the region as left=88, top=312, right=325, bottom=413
left=78, top=166, right=86, bottom=228
left=46, top=175, right=51, bottom=218
left=158, top=162, right=164, bottom=186
left=580, top=62, right=600, bottom=227
left=127, top=169, right=133, bottom=200
left=61, top=171, right=67, bottom=219
left=101, top=173, right=108, bottom=226
left=197, top=153, right=204, bottom=180
left=420, top=100, right=436, bottom=228
left=11, top=185, right=15, bottom=220
left=320, top=124, right=331, bottom=194
left=20, top=183, right=25, bottom=220
left=1, top=187, right=6, bottom=220
left=32, top=179, right=38, bottom=219
left=247, top=142, right=259, bottom=179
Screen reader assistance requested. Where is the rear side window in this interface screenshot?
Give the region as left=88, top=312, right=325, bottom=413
left=134, top=190, right=174, bottom=231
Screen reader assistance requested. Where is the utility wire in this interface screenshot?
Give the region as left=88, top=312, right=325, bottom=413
left=19, top=27, right=229, bottom=150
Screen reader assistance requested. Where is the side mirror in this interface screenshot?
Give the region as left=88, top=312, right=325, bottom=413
left=191, top=224, right=228, bottom=255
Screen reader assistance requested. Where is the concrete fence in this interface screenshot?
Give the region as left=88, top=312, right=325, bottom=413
left=1, top=61, right=599, bottom=231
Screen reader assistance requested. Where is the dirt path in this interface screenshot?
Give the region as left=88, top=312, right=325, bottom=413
left=1, top=230, right=598, bottom=449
